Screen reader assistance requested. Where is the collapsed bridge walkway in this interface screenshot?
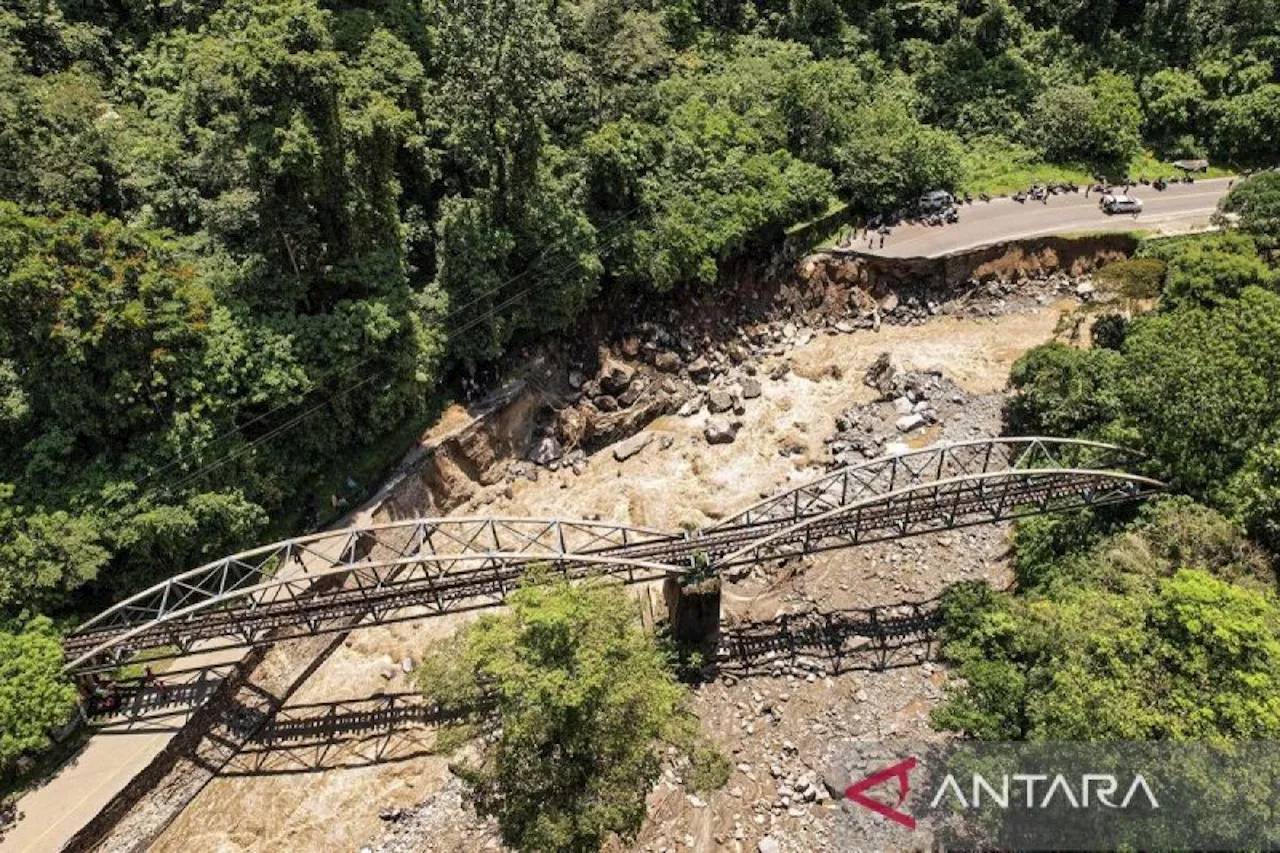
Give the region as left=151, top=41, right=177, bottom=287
left=64, top=438, right=1164, bottom=674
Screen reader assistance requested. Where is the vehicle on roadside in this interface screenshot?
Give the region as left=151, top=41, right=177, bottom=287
left=917, top=189, right=954, bottom=214
left=1100, top=194, right=1143, bottom=214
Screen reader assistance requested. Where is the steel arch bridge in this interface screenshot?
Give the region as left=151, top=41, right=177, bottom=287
left=63, top=437, right=1164, bottom=673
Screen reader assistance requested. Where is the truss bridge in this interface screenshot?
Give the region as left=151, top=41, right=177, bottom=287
left=63, top=438, right=1164, bottom=674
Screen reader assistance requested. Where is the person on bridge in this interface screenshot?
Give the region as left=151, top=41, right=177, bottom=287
left=88, top=674, right=121, bottom=714
left=141, top=665, right=167, bottom=692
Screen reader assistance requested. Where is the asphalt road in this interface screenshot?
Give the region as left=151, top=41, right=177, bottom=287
left=850, top=177, right=1234, bottom=258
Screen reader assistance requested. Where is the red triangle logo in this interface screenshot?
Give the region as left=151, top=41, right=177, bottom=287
left=845, top=757, right=917, bottom=829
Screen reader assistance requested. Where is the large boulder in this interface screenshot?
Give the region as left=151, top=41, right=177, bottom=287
left=598, top=359, right=636, bottom=396
left=612, top=432, right=654, bottom=462
left=528, top=435, right=564, bottom=466
left=707, top=388, right=734, bottom=413
left=654, top=351, right=681, bottom=373
left=863, top=351, right=903, bottom=400
left=895, top=413, right=927, bottom=432
left=704, top=419, right=739, bottom=445
left=617, top=379, right=644, bottom=408
left=740, top=377, right=762, bottom=399
left=586, top=392, right=680, bottom=446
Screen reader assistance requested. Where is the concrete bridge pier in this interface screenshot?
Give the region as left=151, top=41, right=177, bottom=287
left=663, top=576, right=721, bottom=655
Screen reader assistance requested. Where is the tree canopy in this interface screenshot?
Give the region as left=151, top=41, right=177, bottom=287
left=414, top=579, right=697, bottom=853
left=1217, top=172, right=1280, bottom=250
left=934, top=500, right=1280, bottom=741
left=0, top=617, right=80, bottom=772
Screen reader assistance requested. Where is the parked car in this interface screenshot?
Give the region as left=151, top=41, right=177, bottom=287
left=1100, top=194, right=1143, bottom=214
left=917, top=189, right=954, bottom=214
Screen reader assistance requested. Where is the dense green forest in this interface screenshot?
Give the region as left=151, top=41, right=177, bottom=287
left=933, top=200, right=1280, bottom=744
left=1, top=0, right=1279, bottom=774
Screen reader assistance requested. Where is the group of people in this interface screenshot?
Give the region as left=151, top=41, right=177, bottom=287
left=1084, top=173, right=1197, bottom=198
left=835, top=194, right=974, bottom=250
left=1012, top=182, right=1081, bottom=204
left=834, top=220, right=893, bottom=250
left=86, top=666, right=167, bottom=714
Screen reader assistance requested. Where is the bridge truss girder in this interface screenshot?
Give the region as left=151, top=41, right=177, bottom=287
left=708, top=436, right=1143, bottom=531
left=705, top=468, right=1163, bottom=569
left=63, top=519, right=680, bottom=673
left=63, top=438, right=1164, bottom=674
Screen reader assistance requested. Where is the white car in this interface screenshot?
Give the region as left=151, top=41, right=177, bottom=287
left=1101, top=194, right=1143, bottom=214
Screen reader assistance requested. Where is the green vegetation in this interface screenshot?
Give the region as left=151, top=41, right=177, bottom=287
left=415, top=578, right=723, bottom=852
left=934, top=500, right=1280, bottom=741
left=1095, top=257, right=1166, bottom=300
left=0, top=618, right=79, bottom=773
left=937, top=187, right=1280, bottom=748
left=0, top=0, right=1276, bottom=780
left=1006, top=216, right=1280, bottom=541
left=1217, top=172, right=1280, bottom=250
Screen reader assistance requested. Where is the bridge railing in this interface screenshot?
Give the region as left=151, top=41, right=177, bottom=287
left=62, top=438, right=1161, bottom=673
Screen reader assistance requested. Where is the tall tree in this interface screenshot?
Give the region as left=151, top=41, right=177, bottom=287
left=415, top=579, right=691, bottom=853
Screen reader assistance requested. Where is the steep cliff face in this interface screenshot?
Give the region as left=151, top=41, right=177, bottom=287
left=372, top=383, right=546, bottom=522
left=807, top=233, right=1139, bottom=297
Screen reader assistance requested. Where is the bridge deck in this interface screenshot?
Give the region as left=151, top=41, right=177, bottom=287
left=63, top=438, right=1163, bottom=673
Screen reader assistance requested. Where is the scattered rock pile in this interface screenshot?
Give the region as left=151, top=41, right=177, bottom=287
left=512, top=259, right=1098, bottom=474
left=818, top=354, right=971, bottom=467
left=361, top=777, right=496, bottom=853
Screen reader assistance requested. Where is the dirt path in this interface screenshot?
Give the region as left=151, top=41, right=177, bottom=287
left=149, top=299, right=1072, bottom=853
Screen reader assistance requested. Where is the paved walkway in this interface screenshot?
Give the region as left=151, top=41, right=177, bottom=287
left=1, top=648, right=242, bottom=853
